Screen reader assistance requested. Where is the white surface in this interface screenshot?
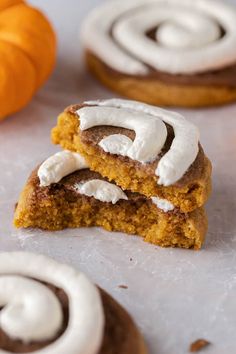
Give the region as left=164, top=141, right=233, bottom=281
left=0, top=0, right=236, bottom=353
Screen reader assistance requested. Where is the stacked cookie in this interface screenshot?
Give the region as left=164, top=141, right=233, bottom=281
left=14, top=99, right=212, bottom=249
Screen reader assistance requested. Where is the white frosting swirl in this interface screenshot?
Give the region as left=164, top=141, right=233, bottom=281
left=0, top=252, right=104, bottom=354
left=77, top=99, right=199, bottom=186
left=74, top=179, right=128, bottom=204
left=38, top=151, right=175, bottom=210
left=82, top=0, right=236, bottom=75
left=38, top=151, right=128, bottom=205
left=0, top=276, right=63, bottom=343
left=79, top=106, right=167, bottom=163
left=99, top=134, right=133, bottom=157
left=38, top=151, right=88, bottom=187
left=151, top=196, right=174, bottom=212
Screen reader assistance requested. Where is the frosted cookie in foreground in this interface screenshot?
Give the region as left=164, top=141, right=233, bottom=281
left=82, top=0, right=236, bottom=107
left=51, top=99, right=212, bottom=214
left=14, top=151, right=207, bottom=249
left=0, top=252, right=147, bottom=354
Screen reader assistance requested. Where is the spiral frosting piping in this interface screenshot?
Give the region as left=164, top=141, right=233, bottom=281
left=77, top=99, right=199, bottom=186
left=0, top=252, right=104, bottom=354
left=82, top=0, right=236, bottom=75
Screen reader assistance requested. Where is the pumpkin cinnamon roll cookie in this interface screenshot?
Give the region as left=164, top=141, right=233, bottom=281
left=0, top=252, right=147, bottom=354
left=14, top=151, right=207, bottom=249
left=82, top=0, right=236, bottom=107
left=51, top=99, right=212, bottom=214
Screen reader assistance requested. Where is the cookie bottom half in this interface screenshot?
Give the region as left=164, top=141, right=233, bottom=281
left=14, top=170, right=207, bottom=250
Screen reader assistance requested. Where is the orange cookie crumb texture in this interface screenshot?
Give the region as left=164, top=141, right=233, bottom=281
left=0, top=0, right=56, bottom=120
left=82, top=0, right=236, bottom=107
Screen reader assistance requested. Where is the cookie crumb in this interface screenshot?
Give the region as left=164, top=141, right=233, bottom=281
left=118, top=285, right=128, bottom=289
left=189, top=339, right=211, bottom=352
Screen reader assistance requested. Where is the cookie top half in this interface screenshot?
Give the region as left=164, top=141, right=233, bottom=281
left=52, top=98, right=212, bottom=212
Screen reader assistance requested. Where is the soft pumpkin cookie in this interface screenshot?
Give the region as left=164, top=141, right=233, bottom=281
left=0, top=252, right=147, bottom=353
left=82, top=0, right=236, bottom=107
left=0, top=0, right=56, bottom=120
left=51, top=99, right=212, bottom=214
left=14, top=151, right=207, bottom=249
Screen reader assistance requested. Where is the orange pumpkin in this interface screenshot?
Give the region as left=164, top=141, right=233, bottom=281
left=0, top=0, right=56, bottom=120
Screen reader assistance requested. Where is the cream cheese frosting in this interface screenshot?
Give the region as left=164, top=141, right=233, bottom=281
left=151, top=197, right=175, bottom=212
left=0, top=276, right=63, bottom=343
left=77, top=99, right=199, bottom=186
left=79, top=105, right=167, bottom=163
left=99, top=134, right=133, bottom=157
left=38, top=151, right=88, bottom=187
left=38, top=151, right=128, bottom=204
left=74, top=179, right=128, bottom=204
left=37, top=151, right=175, bottom=211
left=82, top=0, right=236, bottom=75
left=0, top=252, right=104, bottom=354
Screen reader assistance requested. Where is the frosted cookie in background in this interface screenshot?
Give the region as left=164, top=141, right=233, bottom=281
left=81, top=0, right=236, bottom=107
left=0, top=252, right=147, bottom=354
